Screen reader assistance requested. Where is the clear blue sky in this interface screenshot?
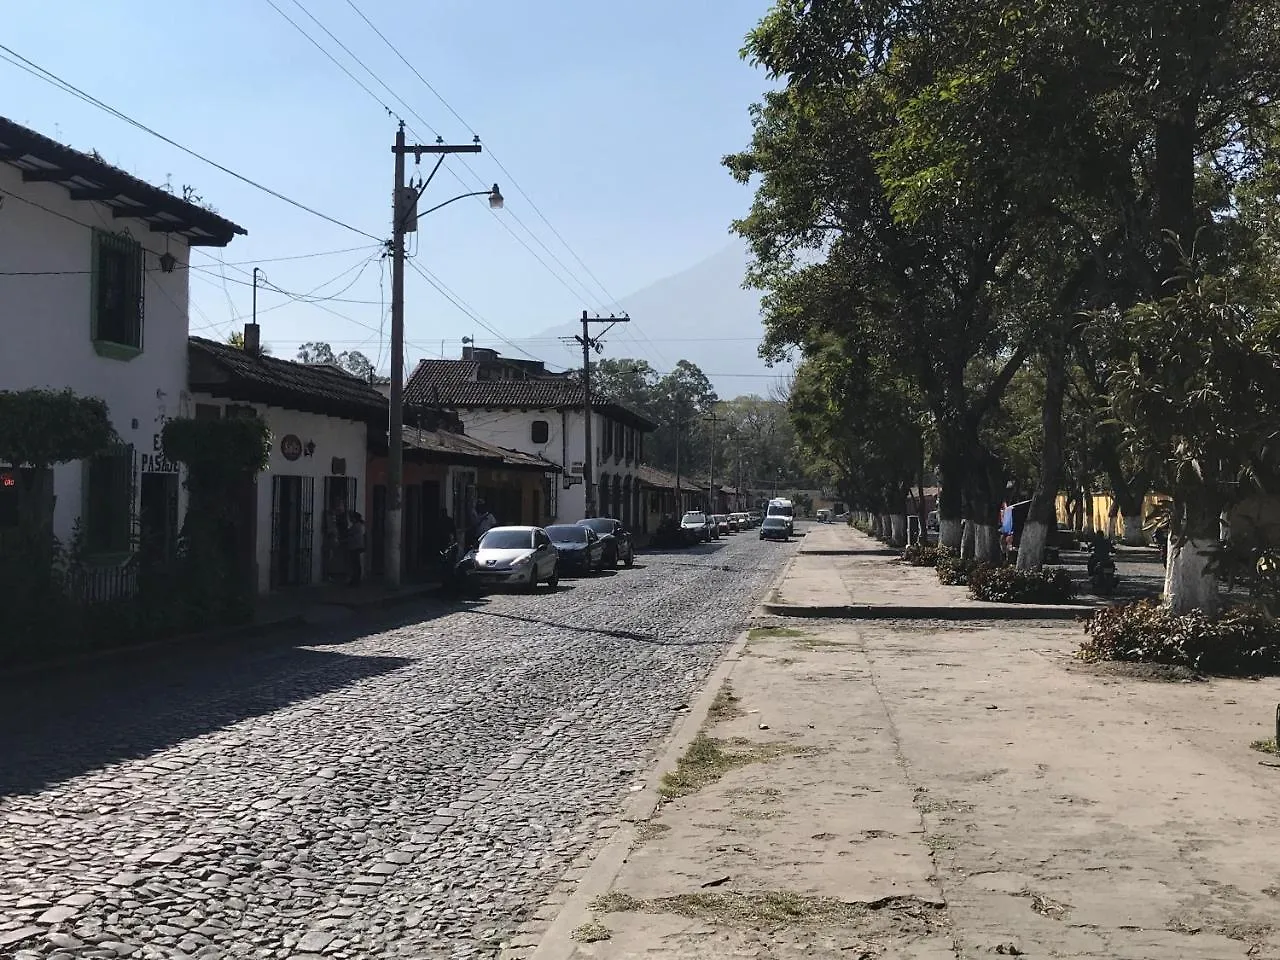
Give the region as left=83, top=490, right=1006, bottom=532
left=3, top=0, right=775, bottom=375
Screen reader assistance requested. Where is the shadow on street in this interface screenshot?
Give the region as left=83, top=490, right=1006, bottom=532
left=464, top=606, right=726, bottom=649
left=0, top=604, right=454, bottom=798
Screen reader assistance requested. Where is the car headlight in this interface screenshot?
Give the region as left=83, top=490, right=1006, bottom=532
left=512, top=555, right=531, bottom=567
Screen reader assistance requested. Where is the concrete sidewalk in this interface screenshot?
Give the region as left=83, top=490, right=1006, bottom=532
left=763, top=524, right=1094, bottom=620
left=514, top=617, right=1280, bottom=960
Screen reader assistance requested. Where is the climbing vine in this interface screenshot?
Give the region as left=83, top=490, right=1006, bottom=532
left=160, top=414, right=271, bottom=627
left=0, top=388, right=115, bottom=468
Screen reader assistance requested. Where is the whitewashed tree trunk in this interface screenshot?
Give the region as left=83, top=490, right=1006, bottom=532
left=1106, top=511, right=1119, bottom=539
left=960, top=520, right=976, bottom=559
left=878, top=514, right=892, bottom=540
left=890, top=514, right=907, bottom=548
left=974, top=523, right=1001, bottom=565
left=939, top=518, right=962, bottom=551
left=1165, top=538, right=1219, bottom=618
left=871, top=514, right=883, bottom=539
left=1122, top=515, right=1146, bottom=546
left=1016, top=521, right=1050, bottom=571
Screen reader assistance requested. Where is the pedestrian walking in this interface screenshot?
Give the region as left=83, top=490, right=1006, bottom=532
left=346, top=511, right=367, bottom=586
left=472, top=501, right=496, bottom=546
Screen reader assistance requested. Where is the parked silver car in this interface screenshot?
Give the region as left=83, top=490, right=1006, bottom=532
left=468, top=526, right=559, bottom=590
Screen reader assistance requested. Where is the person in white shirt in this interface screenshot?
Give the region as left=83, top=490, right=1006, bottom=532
left=473, top=501, right=497, bottom=545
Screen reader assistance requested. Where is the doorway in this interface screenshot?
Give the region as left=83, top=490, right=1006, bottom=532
left=321, top=476, right=358, bottom=581
left=270, top=475, right=314, bottom=588
left=139, top=472, right=180, bottom=565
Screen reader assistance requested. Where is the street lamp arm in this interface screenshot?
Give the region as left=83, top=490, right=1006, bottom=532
left=420, top=185, right=503, bottom=217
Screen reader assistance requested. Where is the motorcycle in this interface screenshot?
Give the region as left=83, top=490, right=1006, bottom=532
left=1089, top=556, right=1120, bottom=595
left=439, top=540, right=475, bottom=597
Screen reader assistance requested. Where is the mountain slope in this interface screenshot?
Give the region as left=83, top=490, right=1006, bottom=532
left=516, top=241, right=783, bottom=399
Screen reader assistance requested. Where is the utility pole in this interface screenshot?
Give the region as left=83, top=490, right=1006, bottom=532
left=387, top=123, right=482, bottom=588
left=673, top=405, right=682, bottom=517
left=704, top=409, right=723, bottom=514
left=576, top=310, right=629, bottom=517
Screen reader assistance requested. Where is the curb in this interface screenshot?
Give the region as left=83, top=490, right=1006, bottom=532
left=0, top=614, right=307, bottom=682
left=759, top=601, right=1094, bottom=621
left=522, top=628, right=754, bottom=960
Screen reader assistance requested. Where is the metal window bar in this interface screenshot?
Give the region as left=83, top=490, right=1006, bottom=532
left=94, top=230, right=144, bottom=348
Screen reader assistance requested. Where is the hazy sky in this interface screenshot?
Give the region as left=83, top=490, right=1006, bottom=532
left=2, top=0, right=775, bottom=374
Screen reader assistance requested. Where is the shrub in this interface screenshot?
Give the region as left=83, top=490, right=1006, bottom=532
left=1078, top=599, right=1280, bottom=675
left=902, top=543, right=941, bottom=567
left=935, top=547, right=981, bottom=586
left=969, top=565, right=1076, bottom=604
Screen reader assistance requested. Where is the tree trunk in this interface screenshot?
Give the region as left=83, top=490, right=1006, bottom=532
left=871, top=514, right=883, bottom=539
left=1017, top=338, right=1066, bottom=571
left=889, top=514, right=907, bottom=548
left=974, top=524, right=1001, bottom=565
left=1106, top=502, right=1119, bottom=540
left=1164, top=499, right=1220, bottom=618
left=939, top=517, right=961, bottom=552
left=1122, top=515, right=1147, bottom=546
left=1018, top=522, right=1050, bottom=571
left=960, top=519, right=975, bottom=559
left=879, top=514, right=892, bottom=541
left=935, top=450, right=964, bottom=551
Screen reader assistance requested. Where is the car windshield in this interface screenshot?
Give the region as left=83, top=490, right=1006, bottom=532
left=546, top=525, right=588, bottom=543
left=579, top=518, right=614, bottom=534
left=763, top=517, right=787, bottom=527
left=479, top=529, right=532, bottom=550
left=682, top=513, right=706, bottom=524
left=768, top=505, right=794, bottom=517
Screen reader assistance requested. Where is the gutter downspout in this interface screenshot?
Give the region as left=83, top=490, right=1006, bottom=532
left=560, top=408, right=569, bottom=522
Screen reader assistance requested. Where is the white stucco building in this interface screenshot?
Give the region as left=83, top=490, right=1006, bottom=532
left=187, top=335, right=385, bottom=593
left=0, top=117, right=245, bottom=578
left=403, top=347, right=657, bottom=527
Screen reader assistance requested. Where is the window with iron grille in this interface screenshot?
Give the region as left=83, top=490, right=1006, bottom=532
left=531, top=420, right=549, bottom=444
left=84, top=444, right=135, bottom=555
left=91, top=230, right=144, bottom=354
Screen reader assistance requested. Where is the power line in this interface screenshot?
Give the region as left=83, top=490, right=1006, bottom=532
left=314, top=0, right=663, bottom=365
left=405, top=258, right=566, bottom=370
left=253, top=2, right=610, bottom=366
left=0, top=43, right=384, bottom=241
left=263, top=0, right=401, bottom=121
left=339, top=0, right=670, bottom=367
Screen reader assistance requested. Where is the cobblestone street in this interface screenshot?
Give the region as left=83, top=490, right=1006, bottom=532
left=0, top=533, right=794, bottom=960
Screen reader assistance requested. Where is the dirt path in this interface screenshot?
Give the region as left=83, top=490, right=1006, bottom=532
left=545, top=617, right=1280, bottom=960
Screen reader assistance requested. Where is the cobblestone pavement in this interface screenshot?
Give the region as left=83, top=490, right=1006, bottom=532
left=0, top=532, right=793, bottom=960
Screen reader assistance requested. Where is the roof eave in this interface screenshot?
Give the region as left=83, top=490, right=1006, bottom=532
left=0, top=117, right=247, bottom=247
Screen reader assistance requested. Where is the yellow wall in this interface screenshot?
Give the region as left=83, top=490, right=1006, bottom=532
left=1051, top=492, right=1166, bottom=532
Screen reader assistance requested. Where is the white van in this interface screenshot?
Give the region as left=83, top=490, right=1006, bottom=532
left=767, top=498, right=795, bottom=535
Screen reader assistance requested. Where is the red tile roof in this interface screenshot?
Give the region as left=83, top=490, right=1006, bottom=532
left=404, top=359, right=657, bottom=430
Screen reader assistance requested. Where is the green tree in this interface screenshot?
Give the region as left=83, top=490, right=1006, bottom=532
left=296, top=341, right=376, bottom=380
left=226, top=330, right=273, bottom=355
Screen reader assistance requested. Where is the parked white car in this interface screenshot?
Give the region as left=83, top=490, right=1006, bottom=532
left=468, top=526, right=559, bottom=590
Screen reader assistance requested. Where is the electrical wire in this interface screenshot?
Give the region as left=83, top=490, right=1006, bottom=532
left=0, top=43, right=384, bottom=241
left=340, top=0, right=671, bottom=367
left=275, top=0, right=646, bottom=360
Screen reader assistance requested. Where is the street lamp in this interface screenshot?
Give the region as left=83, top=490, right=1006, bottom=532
left=386, top=122, right=504, bottom=590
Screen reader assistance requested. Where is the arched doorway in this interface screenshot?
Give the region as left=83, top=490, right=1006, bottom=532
left=596, top=472, right=609, bottom=519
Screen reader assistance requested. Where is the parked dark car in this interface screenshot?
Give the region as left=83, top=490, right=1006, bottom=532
left=546, top=523, right=606, bottom=574
left=681, top=511, right=714, bottom=543
left=759, top=516, right=790, bottom=541
left=577, top=517, right=635, bottom=567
